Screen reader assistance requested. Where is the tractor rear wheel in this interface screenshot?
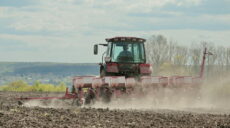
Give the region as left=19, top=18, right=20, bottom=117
left=85, top=89, right=96, bottom=105
left=101, top=87, right=112, bottom=103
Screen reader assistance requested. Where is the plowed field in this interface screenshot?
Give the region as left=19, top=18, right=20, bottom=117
left=0, top=92, right=229, bottom=128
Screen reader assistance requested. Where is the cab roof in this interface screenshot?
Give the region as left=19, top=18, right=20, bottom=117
left=105, top=37, right=146, bottom=43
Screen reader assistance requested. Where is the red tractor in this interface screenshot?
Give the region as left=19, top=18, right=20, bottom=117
left=94, top=37, right=152, bottom=78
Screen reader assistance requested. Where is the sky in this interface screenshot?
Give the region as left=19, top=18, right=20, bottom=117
left=0, top=0, right=230, bottom=63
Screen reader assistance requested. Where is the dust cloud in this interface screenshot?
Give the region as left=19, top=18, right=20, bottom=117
left=23, top=77, right=230, bottom=114
left=23, top=99, right=72, bottom=108
left=91, top=78, right=230, bottom=113
left=23, top=93, right=73, bottom=108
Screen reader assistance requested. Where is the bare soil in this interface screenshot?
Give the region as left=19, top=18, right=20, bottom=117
left=0, top=91, right=230, bottom=128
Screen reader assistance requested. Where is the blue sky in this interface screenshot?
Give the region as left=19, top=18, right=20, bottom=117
left=0, top=0, right=230, bottom=63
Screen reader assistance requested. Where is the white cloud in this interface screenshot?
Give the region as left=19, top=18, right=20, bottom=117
left=1, top=0, right=206, bottom=32
left=2, top=1, right=120, bottom=33
left=1, top=29, right=230, bottom=62
left=0, top=33, right=108, bottom=62
left=201, top=14, right=230, bottom=24
left=0, top=7, right=11, bottom=18
left=0, top=0, right=229, bottom=62
left=176, top=0, right=202, bottom=6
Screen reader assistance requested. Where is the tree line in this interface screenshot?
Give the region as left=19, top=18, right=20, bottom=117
left=146, top=35, right=230, bottom=80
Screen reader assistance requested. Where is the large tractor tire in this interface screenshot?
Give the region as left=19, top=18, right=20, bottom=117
left=85, top=89, right=96, bottom=105
left=100, top=87, right=112, bottom=103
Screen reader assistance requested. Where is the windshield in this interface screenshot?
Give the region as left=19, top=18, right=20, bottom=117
left=111, top=42, right=145, bottom=63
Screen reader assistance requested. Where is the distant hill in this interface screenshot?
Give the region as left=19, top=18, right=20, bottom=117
left=0, top=62, right=99, bottom=85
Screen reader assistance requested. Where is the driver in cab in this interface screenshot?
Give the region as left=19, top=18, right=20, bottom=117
left=117, top=45, right=133, bottom=61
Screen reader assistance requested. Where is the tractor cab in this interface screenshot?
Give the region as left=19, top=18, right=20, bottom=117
left=105, top=37, right=146, bottom=63
left=94, top=37, right=151, bottom=77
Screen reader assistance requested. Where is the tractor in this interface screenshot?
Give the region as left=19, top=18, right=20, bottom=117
left=94, top=37, right=151, bottom=78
